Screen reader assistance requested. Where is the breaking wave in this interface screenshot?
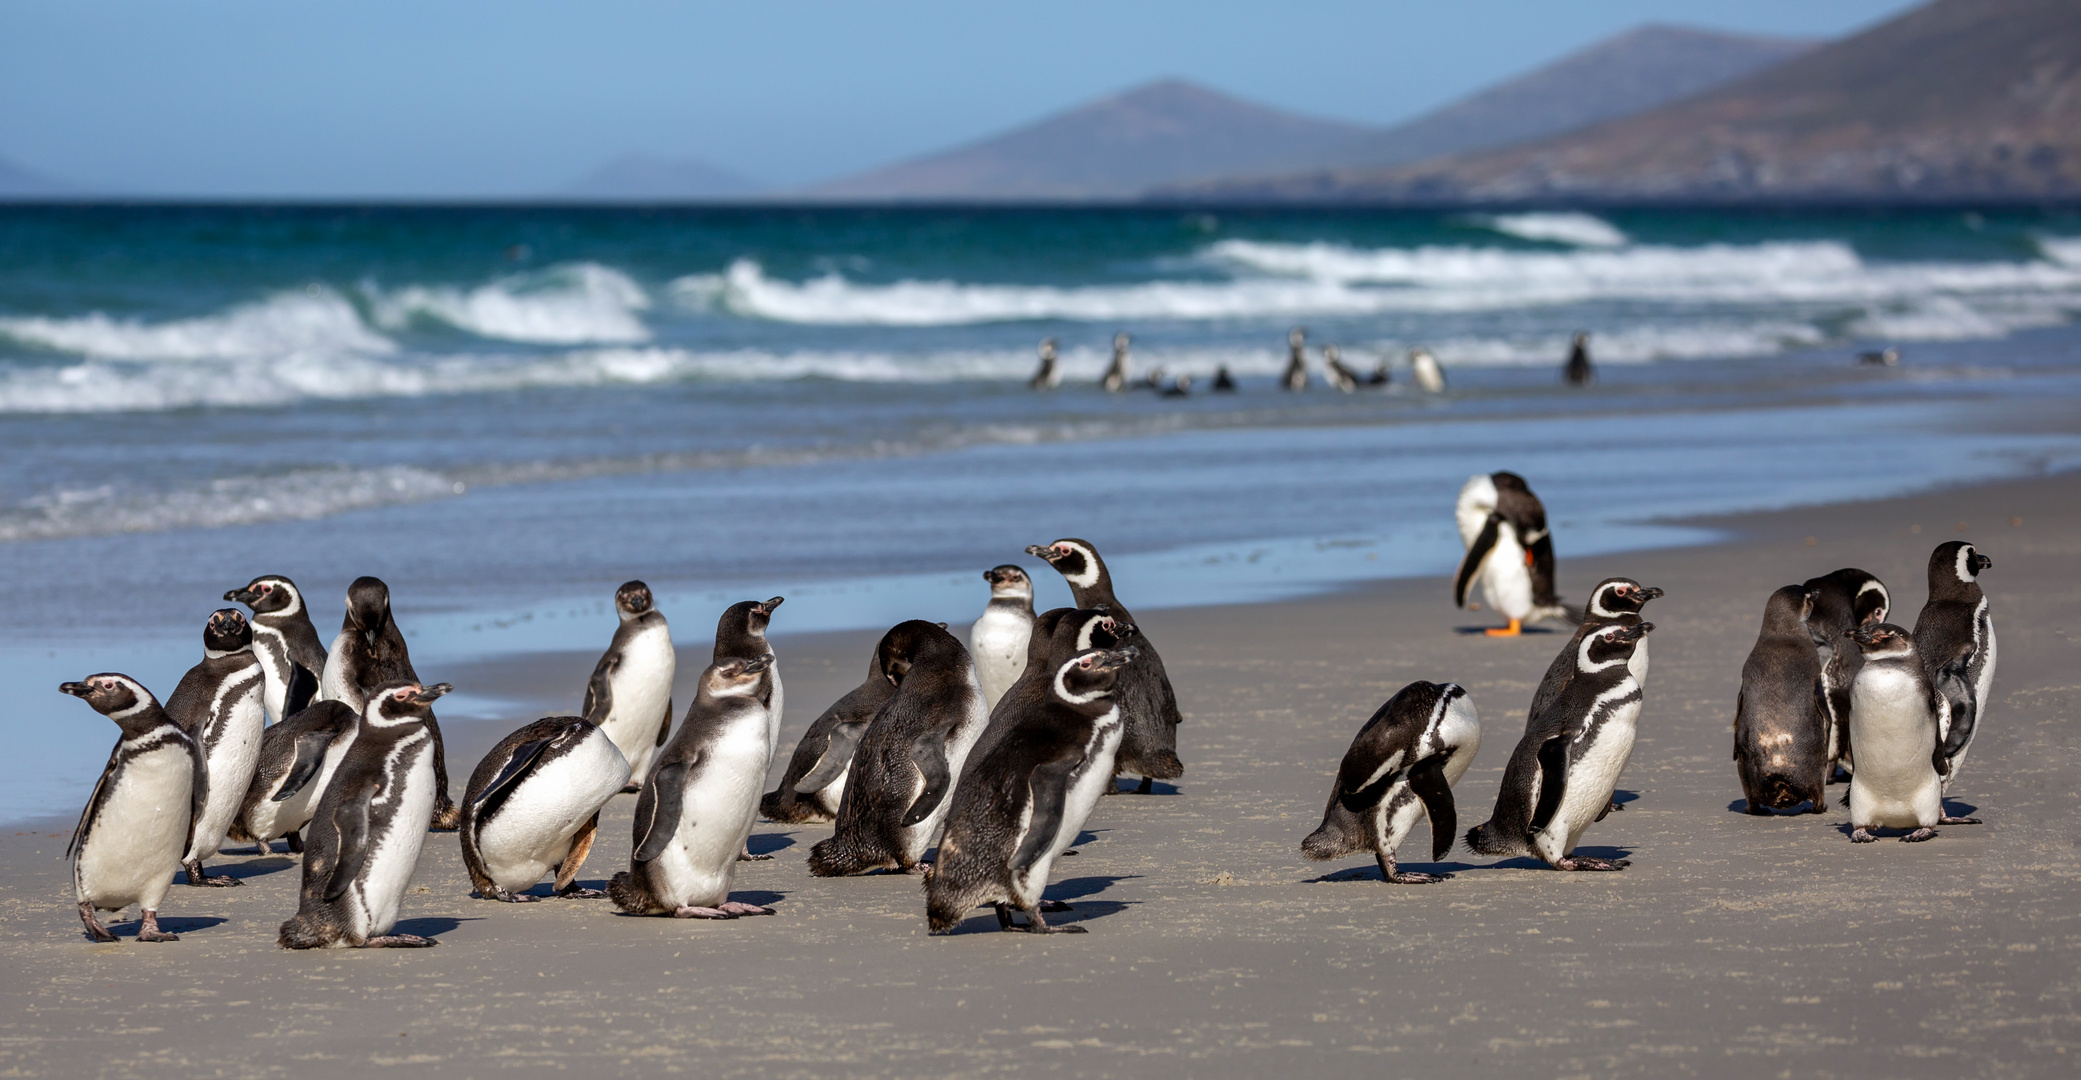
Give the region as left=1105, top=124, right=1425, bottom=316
left=1473, top=211, right=1629, bottom=247
left=0, top=289, right=394, bottom=361
left=365, top=262, right=652, bottom=344
left=0, top=466, right=461, bottom=542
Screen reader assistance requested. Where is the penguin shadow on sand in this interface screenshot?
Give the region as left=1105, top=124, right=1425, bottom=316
left=1309, top=858, right=1473, bottom=883
left=1113, top=779, right=1181, bottom=795
left=1825, top=797, right=1982, bottom=840
left=1473, top=845, right=1636, bottom=873
left=102, top=915, right=227, bottom=939
left=934, top=874, right=1138, bottom=936
left=197, top=850, right=298, bottom=882
left=1724, top=796, right=1826, bottom=816
left=746, top=832, right=796, bottom=858
left=389, top=916, right=469, bottom=942
left=1452, top=624, right=1560, bottom=637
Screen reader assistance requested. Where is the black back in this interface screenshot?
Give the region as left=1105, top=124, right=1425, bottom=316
left=1733, top=585, right=1829, bottom=810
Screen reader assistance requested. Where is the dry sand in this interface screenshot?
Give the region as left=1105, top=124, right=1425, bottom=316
left=2, top=473, right=2077, bottom=1078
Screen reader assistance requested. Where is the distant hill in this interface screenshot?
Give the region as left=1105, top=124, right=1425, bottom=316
left=559, top=153, right=760, bottom=201
left=0, top=156, right=75, bottom=198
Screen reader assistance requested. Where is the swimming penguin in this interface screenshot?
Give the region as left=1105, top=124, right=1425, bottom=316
left=1282, top=328, right=1309, bottom=391
left=1564, top=331, right=1594, bottom=385
left=278, top=681, right=452, bottom=949
left=1323, top=345, right=1359, bottom=393
left=1160, top=374, right=1192, bottom=397
left=807, top=622, right=988, bottom=876
left=224, top=575, right=328, bottom=724
left=1733, top=585, right=1830, bottom=815
left=164, top=608, right=267, bottom=886
left=1803, top=567, right=1891, bottom=779
left=1454, top=472, right=1568, bottom=636
left=1301, top=680, right=1482, bottom=884
left=1409, top=346, right=1447, bottom=392
left=1025, top=539, right=1184, bottom=792
left=964, top=607, right=1130, bottom=777
left=1845, top=623, right=1980, bottom=842
left=460, top=716, right=629, bottom=902
left=1858, top=347, right=1900, bottom=366
left=761, top=640, right=900, bottom=824
left=1524, top=577, right=1661, bottom=818
left=927, top=646, right=1139, bottom=934
left=1101, top=332, right=1132, bottom=392
left=970, top=566, right=1035, bottom=710
left=582, top=580, right=676, bottom=792
left=608, top=657, right=780, bottom=918
left=230, top=699, right=359, bottom=856
left=62, top=674, right=205, bottom=943
left=1211, top=365, right=1237, bottom=392
left=1465, top=621, right=1653, bottom=870
left=318, top=576, right=459, bottom=830
left=1029, top=338, right=1061, bottom=390
left=1366, top=358, right=1391, bottom=387
left=1912, top=541, right=1995, bottom=786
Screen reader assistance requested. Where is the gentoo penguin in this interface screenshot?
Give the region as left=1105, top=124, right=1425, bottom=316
left=318, top=576, right=459, bottom=830
left=1029, top=338, right=1061, bottom=390
left=1211, top=365, right=1237, bottom=392
left=807, top=621, right=988, bottom=876
left=964, top=607, right=1129, bottom=773
left=1465, top=622, right=1654, bottom=870
left=1845, top=623, right=1979, bottom=842
left=762, top=639, right=900, bottom=824
left=608, top=657, right=780, bottom=918
left=1564, top=331, right=1594, bottom=385
left=1409, top=346, right=1447, bottom=392
left=1366, top=358, right=1391, bottom=387
left=1301, top=681, right=1482, bottom=884
left=1803, top=567, right=1891, bottom=778
left=1913, top=541, right=1995, bottom=786
left=460, top=716, right=629, bottom=902
left=1323, top=345, right=1359, bottom=393
left=1282, top=327, right=1309, bottom=391
left=970, top=565, right=1036, bottom=710
left=230, top=700, right=358, bottom=855
left=1454, top=471, right=1567, bottom=636
left=1858, top=347, right=1901, bottom=366
left=278, top=681, right=452, bottom=949
left=1025, top=539, right=1184, bottom=791
left=164, top=609, right=267, bottom=886
left=1525, top=577, right=1661, bottom=817
left=582, top=580, right=676, bottom=792
left=1101, top=332, right=1132, bottom=392
left=224, top=574, right=327, bottom=724
left=61, top=674, right=205, bottom=943
left=1733, top=585, right=1829, bottom=815
left=927, top=646, right=1139, bottom=934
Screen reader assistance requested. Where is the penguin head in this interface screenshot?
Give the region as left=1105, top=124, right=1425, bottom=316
left=1849, top=622, right=1916, bottom=660
left=1026, top=539, right=1103, bottom=590
left=1071, top=608, right=1131, bottom=651
left=225, top=574, right=302, bottom=616
left=1288, top=327, right=1306, bottom=349
left=718, top=597, right=783, bottom=643
left=1323, top=344, right=1340, bottom=364
left=873, top=619, right=959, bottom=687
left=1853, top=576, right=1891, bottom=626
left=1039, top=338, right=1057, bottom=360
left=1113, top=332, right=1130, bottom=354
left=1574, top=331, right=1590, bottom=347
left=203, top=608, right=253, bottom=656
left=614, top=580, right=655, bottom=618
left=344, top=576, right=393, bottom=644
left=1491, top=471, right=1531, bottom=494
left=1051, top=647, right=1139, bottom=708
left=1587, top=578, right=1664, bottom=619
left=1931, top=541, right=1992, bottom=589
left=1578, top=621, right=1653, bottom=671
left=704, top=655, right=772, bottom=699
left=1763, top=584, right=1814, bottom=629
left=59, top=673, right=155, bottom=721
left=367, top=681, right=450, bottom=725
left=983, top=565, right=1032, bottom=599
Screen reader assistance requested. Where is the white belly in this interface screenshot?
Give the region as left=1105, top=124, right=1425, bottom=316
left=1478, top=530, right=1535, bottom=622
left=598, top=628, right=676, bottom=781
left=189, top=683, right=267, bottom=862
left=1013, top=717, right=1125, bottom=906
left=477, top=733, right=630, bottom=891
left=251, top=728, right=359, bottom=842
left=896, top=679, right=989, bottom=863
left=347, top=743, right=435, bottom=942
left=1849, top=670, right=1942, bottom=828
left=647, top=723, right=770, bottom=909
left=1534, top=705, right=1638, bottom=865
left=253, top=628, right=293, bottom=724
left=319, top=630, right=363, bottom=710
left=969, top=611, right=1031, bottom=710
left=75, top=747, right=193, bottom=912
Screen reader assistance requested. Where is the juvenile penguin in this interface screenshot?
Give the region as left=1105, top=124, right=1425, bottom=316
left=1282, top=327, right=1310, bottom=391
left=1323, top=345, right=1360, bottom=393
left=1845, top=623, right=1980, bottom=842
left=1803, top=567, right=1891, bottom=778
left=927, top=647, right=1139, bottom=934
left=1100, top=332, right=1132, bottom=392
left=1733, top=585, right=1830, bottom=815
left=1912, top=541, right=1995, bottom=786
left=318, top=576, right=459, bottom=829
left=607, top=657, right=779, bottom=918
left=582, top=580, right=676, bottom=792
left=1466, top=622, right=1653, bottom=870
left=1302, top=681, right=1482, bottom=884
left=231, top=700, right=358, bottom=855
left=1409, top=346, right=1447, bottom=392
left=964, top=607, right=1129, bottom=772
left=1029, top=338, right=1061, bottom=390
left=808, top=622, right=989, bottom=876
left=1454, top=471, right=1568, bottom=636
left=62, top=674, right=205, bottom=943
left=970, top=565, right=1036, bottom=711
left=460, top=716, right=629, bottom=902
left=762, top=642, right=900, bottom=824
left=224, top=575, right=328, bottom=724
left=278, top=681, right=452, bottom=949
left=1025, top=539, right=1184, bottom=791
left=1564, top=331, right=1594, bottom=385
left=164, top=608, right=267, bottom=886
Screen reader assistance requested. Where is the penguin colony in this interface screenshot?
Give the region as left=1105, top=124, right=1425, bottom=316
left=57, top=483, right=1998, bottom=944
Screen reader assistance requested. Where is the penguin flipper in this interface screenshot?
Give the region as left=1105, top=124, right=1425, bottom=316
left=1454, top=514, right=1502, bottom=608
left=1010, top=752, right=1086, bottom=878
left=1934, top=651, right=1978, bottom=762
left=1527, top=533, right=1561, bottom=608
left=654, top=696, right=673, bottom=747
left=322, top=789, right=372, bottom=903
left=1528, top=735, right=1571, bottom=835
left=898, top=732, right=953, bottom=828
left=271, top=732, right=338, bottom=802
left=794, top=720, right=867, bottom=794
left=631, top=760, right=689, bottom=863
left=474, top=734, right=561, bottom=818
left=66, top=751, right=117, bottom=860
left=582, top=653, right=616, bottom=725
left=186, top=738, right=210, bottom=862
left=1406, top=754, right=1457, bottom=861
left=285, top=663, right=320, bottom=718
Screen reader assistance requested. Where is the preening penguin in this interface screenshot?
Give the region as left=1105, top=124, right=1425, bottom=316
left=1302, top=681, right=1482, bottom=884
left=1564, top=331, right=1594, bottom=385
left=164, top=609, right=266, bottom=886
left=582, top=580, right=676, bottom=792
left=1026, top=539, right=1184, bottom=791
left=970, top=565, right=1036, bottom=711
left=1101, top=332, right=1132, bottom=392
left=1030, top=338, right=1061, bottom=390
left=231, top=700, right=359, bottom=856
left=762, top=642, right=899, bottom=824
left=62, top=674, right=205, bottom=943
left=1409, top=346, right=1447, bottom=392
left=1282, top=327, right=1310, bottom=391
left=461, top=716, right=629, bottom=902
left=1803, top=567, right=1890, bottom=778
left=317, top=576, right=459, bottom=830
left=1912, top=541, right=1995, bottom=786
left=1454, top=472, right=1568, bottom=636
left=1845, top=623, right=1980, bottom=842
left=1732, top=585, right=1830, bottom=815
left=224, top=575, right=327, bottom=724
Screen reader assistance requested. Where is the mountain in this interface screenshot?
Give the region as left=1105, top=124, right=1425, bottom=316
left=802, top=79, right=1375, bottom=201
left=559, top=153, right=760, bottom=201
left=0, top=155, right=75, bottom=198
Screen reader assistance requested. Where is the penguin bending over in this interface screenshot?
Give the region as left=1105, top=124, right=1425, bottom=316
left=1101, top=333, right=1132, bottom=392
left=461, top=716, right=629, bottom=902
left=224, top=575, right=327, bottom=724
left=964, top=607, right=1128, bottom=774
left=318, top=577, right=459, bottom=830
left=1030, top=338, right=1060, bottom=390
left=761, top=644, right=899, bottom=824
left=1912, top=542, right=1995, bottom=787
left=1026, top=539, right=1184, bottom=791
left=1803, top=567, right=1891, bottom=779
left=164, top=609, right=267, bottom=886
left=970, top=565, right=1035, bottom=711
left=1282, top=328, right=1309, bottom=391
left=1302, top=681, right=1482, bottom=884
left=230, top=700, right=359, bottom=855
left=62, top=674, right=205, bottom=943
left=1454, top=471, right=1568, bottom=636
left=1845, top=624, right=1980, bottom=842
left=582, top=580, right=676, bottom=792
left=1733, top=585, right=1829, bottom=815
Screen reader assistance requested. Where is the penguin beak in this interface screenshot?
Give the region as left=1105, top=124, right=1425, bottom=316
left=741, top=656, right=771, bottom=675
left=1616, top=622, right=1654, bottom=641
left=1101, top=646, right=1140, bottom=669
left=761, top=596, right=784, bottom=613
left=1640, top=587, right=1665, bottom=601
left=1974, top=554, right=1993, bottom=572
left=224, top=588, right=250, bottom=603
left=1024, top=544, right=1055, bottom=561
left=1850, top=625, right=1883, bottom=647
left=409, top=683, right=452, bottom=705
left=59, top=682, right=92, bottom=698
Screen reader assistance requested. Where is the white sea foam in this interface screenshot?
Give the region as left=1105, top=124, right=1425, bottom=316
left=0, top=466, right=461, bottom=542
left=1474, top=212, right=1629, bottom=247
left=366, top=262, right=652, bottom=344
left=2038, top=235, right=2081, bottom=267
left=0, top=289, right=394, bottom=361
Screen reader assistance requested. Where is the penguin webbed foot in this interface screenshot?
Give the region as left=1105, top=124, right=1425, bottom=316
left=1484, top=619, right=1523, bottom=638
left=1850, top=826, right=1878, bottom=843
left=672, top=902, right=774, bottom=919
left=1938, top=815, right=1981, bottom=825
left=135, top=910, right=179, bottom=942
left=1744, top=801, right=1773, bottom=816
left=556, top=884, right=609, bottom=899
left=902, top=861, right=934, bottom=878
left=718, top=901, right=774, bottom=916
left=737, top=846, right=775, bottom=862
left=363, top=934, right=435, bottom=948
left=1022, top=906, right=1085, bottom=934
left=620, top=783, right=641, bottom=794
left=1903, top=827, right=1939, bottom=843
left=184, top=861, right=242, bottom=887
left=78, top=902, right=118, bottom=943
left=479, top=886, right=539, bottom=903
left=1038, top=899, right=1073, bottom=912
left=1552, top=856, right=1628, bottom=872
left=1377, top=851, right=1449, bottom=884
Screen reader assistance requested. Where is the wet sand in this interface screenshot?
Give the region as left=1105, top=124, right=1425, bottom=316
left=1, top=472, right=2076, bottom=1077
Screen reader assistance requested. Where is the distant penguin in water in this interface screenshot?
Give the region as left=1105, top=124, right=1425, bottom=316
left=1366, top=357, right=1392, bottom=387
left=461, top=716, right=629, bottom=902
left=317, top=576, right=459, bottom=830
left=1029, top=338, right=1061, bottom=390
left=62, top=674, right=205, bottom=943
left=1733, top=585, right=1830, bottom=815
left=1211, top=365, right=1238, bottom=392
left=1282, top=328, right=1310, bottom=391
left=1845, top=623, right=1980, bottom=842
left=762, top=639, right=900, bottom=824
left=1913, top=541, right=1995, bottom=787
left=164, top=609, right=266, bottom=886
left=1101, top=332, right=1132, bottom=392
left=1858, top=347, right=1900, bottom=367
left=224, top=575, right=327, bottom=724
left=1323, top=345, right=1360, bottom=392
left=583, top=581, right=676, bottom=792
left=1026, top=539, right=1184, bottom=791
left=970, top=566, right=1036, bottom=711
left=1454, top=472, right=1568, bottom=636
left=1804, top=568, right=1891, bottom=780
left=1161, top=374, right=1192, bottom=397
left=231, top=699, right=358, bottom=856
left=1564, top=331, right=1594, bottom=385
left=1302, top=681, right=1482, bottom=884
left=1409, top=346, right=1446, bottom=392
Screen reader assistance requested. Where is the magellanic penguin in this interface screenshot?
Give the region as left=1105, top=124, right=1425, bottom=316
left=460, top=716, right=629, bottom=902
left=970, top=565, right=1036, bottom=711
left=230, top=700, right=359, bottom=855
left=582, top=580, right=676, bottom=793
left=1030, top=338, right=1061, bottom=390
left=1026, top=539, right=1184, bottom=791
left=1409, top=346, right=1447, bottom=392
left=1454, top=471, right=1568, bottom=636
left=278, top=681, right=453, bottom=949
left=807, top=622, right=989, bottom=877
left=224, top=575, right=328, bottom=724
left=1302, top=681, right=1482, bottom=884
left=62, top=674, right=205, bottom=943
left=761, top=642, right=900, bottom=824
left=964, top=606, right=1129, bottom=775
left=1845, top=623, right=1980, bottom=842
left=1323, top=345, right=1360, bottom=393
left=715, top=597, right=784, bottom=751
left=1803, top=567, right=1891, bottom=779
left=164, top=608, right=267, bottom=886
left=1564, top=331, right=1594, bottom=385
left=1101, top=332, right=1132, bottom=392
left=927, top=647, right=1139, bottom=934
left=1466, top=622, right=1654, bottom=871
left=608, top=657, right=780, bottom=918
left=317, top=576, right=459, bottom=830
left=1282, top=327, right=1310, bottom=391
left=1912, top=541, right=1995, bottom=787
left=1732, top=585, right=1830, bottom=815
left=1523, top=576, right=1660, bottom=819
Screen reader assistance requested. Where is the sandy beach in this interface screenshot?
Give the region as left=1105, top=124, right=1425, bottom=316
left=1, top=471, right=2076, bottom=1078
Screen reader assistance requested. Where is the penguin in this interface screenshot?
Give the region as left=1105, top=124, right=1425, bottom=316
left=1322, top=345, right=1359, bottom=393
left=1282, top=327, right=1309, bottom=391
left=1029, top=338, right=1060, bottom=390
left=1409, top=346, right=1447, bottom=392
left=1465, top=622, right=1653, bottom=871
left=1025, top=539, right=1184, bottom=792
left=1858, top=347, right=1900, bottom=367
left=1366, top=358, right=1391, bottom=387
left=1301, top=680, right=1482, bottom=884
left=163, top=608, right=267, bottom=886
left=1524, top=577, right=1661, bottom=818
left=1733, top=585, right=1830, bottom=815
left=1803, top=567, right=1891, bottom=779
left=460, top=716, right=630, bottom=902
left=607, top=657, right=779, bottom=918
left=317, top=576, right=459, bottom=830
left=1160, top=374, right=1192, bottom=398
left=807, top=621, right=988, bottom=876
left=230, top=699, right=359, bottom=856
left=713, top=597, right=784, bottom=860
left=1211, top=365, right=1237, bottom=392
left=61, top=674, right=206, bottom=943
left=1454, top=471, right=1568, bottom=636
left=926, top=646, right=1139, bottom=934
left=224, top=575, right=327, bottom=724
left=1141, top=365, right=1167, bottom=392
left=1845, top=623, right=1980, bottom=842
left=1101, top=332, right=1131, bottom=392
left=965, top=607, right=1129, bottom=775
left=582, top=580, right=676, bottom=792
left=278, top=681, right=452, bottom=949
left=1912, top=541, right=1995, bottom=786
left=1564, top=331, right=1594, bottom=385
left=970, top=566, right=1035, bottom=711
left=761, top=640, right=900, bottom=824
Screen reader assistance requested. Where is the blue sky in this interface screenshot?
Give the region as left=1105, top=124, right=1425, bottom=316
left=0, top=1, right=1921, bottom=197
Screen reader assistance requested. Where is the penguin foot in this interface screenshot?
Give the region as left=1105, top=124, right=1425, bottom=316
left=737, top=848, right=775, bottom=862
left=363, top=934, right=435, bottom=948
left=78, top=902, right=117, bottom=943
left=995, top=903, right=1017, bottom=930
left=1807, top=800, right=1829, bottom=815
left=1552, top=856, right=1628, bottom=872
left=1135, top=775, right=1155, bottom=795
left=1939, top=815, right=1981, bottom=825
left=184, top=862, right=242, bottom=887
left=903, top=861, right=934, bottom=878
left=1061, top=849, right=1079, bottom=856
left=429, top=803, right=462, bottom=832
left=1850, top=827, right=1878, bottom=843
left=1606, top=800, right=1624, bottom=812
left=1022, top=908, right=1085, bottom=934
left=285, top=831, right=304, bottom=854
left=556, top=885, right=609, bottom=900
left=1484, top=619, right=1523, bottom=638
left=1903, top=828, right=1939, bottom=843
left=1744, top=802, right=1772, bottom=816
left=716, top=902, right=775, bottom=917
left=136, top=911, right=179, bottom=942
left=1385, top=871, right=1450, bottom=884
left=479, top=887, right=539, bottom=903
left=1039, top=899, right=1073, bottom=913
left=249, top=842, right=276, bottom=856
left=672, top=906, right=738, bottom=919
